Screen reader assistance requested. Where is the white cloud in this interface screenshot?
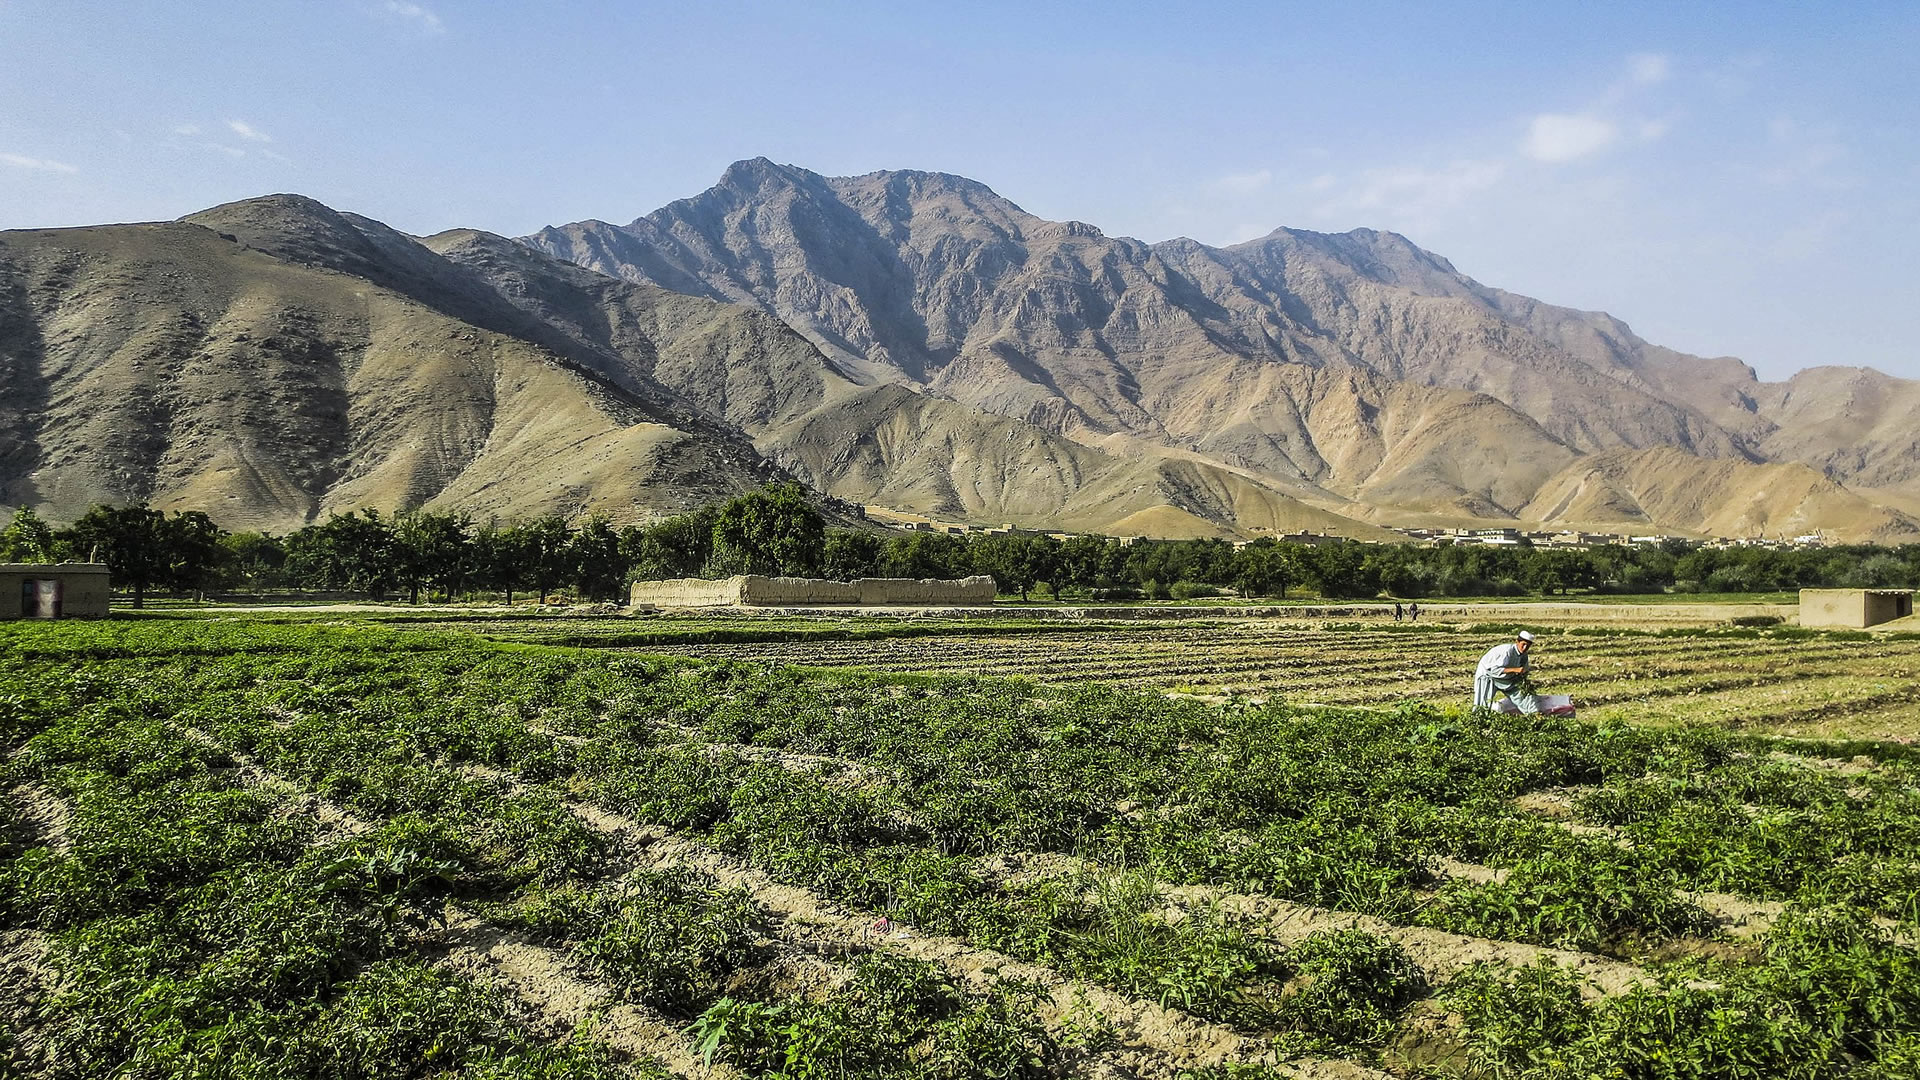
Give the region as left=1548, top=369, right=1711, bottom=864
left=1313, top=159, right=1506, bottom=225
left=227, top=119, right=272, bottom=142
left=1214, top=169, right=1273, bottom=193
left=1523, top=113, right=1619, bottom=162
left=212, top=144, right=248, bottom=159
left=260, top=148, right=293, bottom=164
left=1627, top=53, right=1670, bottom=85
left=1, top=152, right=77, bottom=173
left=384, top=1, right=444, bottom=34
left=1294, top=49, right=1671, bottom=232
left=173, top=124, right=201, bottom=136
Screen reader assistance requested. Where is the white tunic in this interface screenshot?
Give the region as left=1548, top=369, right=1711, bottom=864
left=1476, top=643, right=1527, bottom=686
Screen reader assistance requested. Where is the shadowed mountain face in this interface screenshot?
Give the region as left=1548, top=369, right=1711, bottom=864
left=425, top=228, right=1408, bottom=540
left=3, top=172, right=1915, bottom=543
left=0, top=201, right=792, bottom=531
left=523, top=158, right=1920, bottom=541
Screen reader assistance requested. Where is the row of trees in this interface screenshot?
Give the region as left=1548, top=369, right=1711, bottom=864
left=0, top=485, right=838, bottom=607
left=8, top=486, right=1920, bottom=605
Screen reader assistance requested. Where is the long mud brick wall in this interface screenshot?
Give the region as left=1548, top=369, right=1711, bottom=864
left=630, top=574, right=998, bottom=608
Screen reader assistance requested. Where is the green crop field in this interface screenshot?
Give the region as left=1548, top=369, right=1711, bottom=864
left=428, top=617, right=1920, bottom=743
left=4, top=617, right=1919, bottom=1079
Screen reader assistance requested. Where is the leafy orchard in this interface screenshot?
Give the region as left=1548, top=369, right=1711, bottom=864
left=7, top=491, right=1920, bottom=605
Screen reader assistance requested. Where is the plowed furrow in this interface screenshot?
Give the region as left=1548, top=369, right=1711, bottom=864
left=441, top=916, right=732, bottom=1079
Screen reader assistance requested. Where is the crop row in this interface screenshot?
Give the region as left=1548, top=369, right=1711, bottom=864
left=5, top=619, right=1920, bottom=1078
left=0, top=624, right=1411, bottom=1077
left=0, top=696, right=639, bottom=1077
left=614, top=624, right=1920, bottom=735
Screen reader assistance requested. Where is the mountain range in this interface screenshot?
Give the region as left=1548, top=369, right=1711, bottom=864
left=1, top=158, right=1913, bottom=541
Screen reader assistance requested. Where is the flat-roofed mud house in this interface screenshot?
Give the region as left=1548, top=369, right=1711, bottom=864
left=1799, top=588, right=1915, bottom=629
left=0, top=563, right=112, bottom=619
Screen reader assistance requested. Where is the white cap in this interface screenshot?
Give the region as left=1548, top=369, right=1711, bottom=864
left=1517, top=630, right=1535, bottom=642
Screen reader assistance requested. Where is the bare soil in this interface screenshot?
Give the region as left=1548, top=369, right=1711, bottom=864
left=440, top=915, right=731, bottom=1078
left=0, top=929, right=56, bottom=1076
left=8, top=783, right=73, bottom=853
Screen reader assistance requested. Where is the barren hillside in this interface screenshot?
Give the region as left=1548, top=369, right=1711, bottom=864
left=4, top=173, right=1915, bottom=543
left=524, top=159, right=1920, bottom=540
left=0, top=206, right=787, bottom=531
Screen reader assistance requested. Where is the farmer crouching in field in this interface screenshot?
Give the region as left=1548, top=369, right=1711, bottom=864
left=1473, top=630, right=1537, bottom=712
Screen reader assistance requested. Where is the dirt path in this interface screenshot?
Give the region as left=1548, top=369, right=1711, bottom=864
left=440, top=916, right=719, bottom=1079
left=0, top=929, right=56, bottom=1077
left=464, top=764, right=1385, bottom=1080
left=173, top=725, right=373, bottom=841
left=145, top=727, right=715, bottom=1077
left=168, top=725, right=1362, bottom=1078
left=607, top=728, right=1694, bottom=1002
left=8, top=782, right=73, bottom=853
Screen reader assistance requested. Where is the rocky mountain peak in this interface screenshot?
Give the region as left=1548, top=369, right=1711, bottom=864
left=7, top=179, right=1918, bottom=543
left=516, top=159, right=1920, bottom=540
left=183, top=193, right=387, bottom=275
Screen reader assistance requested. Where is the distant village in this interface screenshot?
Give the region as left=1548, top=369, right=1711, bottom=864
left=860, top=506, right=1834, bottom=551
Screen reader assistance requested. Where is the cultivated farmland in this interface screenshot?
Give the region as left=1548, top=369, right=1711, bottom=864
left=4, top=617, right=1919, bottom=1079
left=423, top=617, right=1920, bottom=743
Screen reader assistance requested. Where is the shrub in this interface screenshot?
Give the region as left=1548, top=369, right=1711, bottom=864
left=1278, top=930, right=1427, bottom=1045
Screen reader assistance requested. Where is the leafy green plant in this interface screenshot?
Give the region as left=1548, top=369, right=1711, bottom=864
left=1277, top=930, right=1427, bottom=1046
left=1420, top=846, right=1717, bottom=953
left=689, top=952, right=1057, bottom=1079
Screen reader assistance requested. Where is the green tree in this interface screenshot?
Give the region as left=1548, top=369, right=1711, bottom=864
left=521, top=515, right=575, bottom=603
left=394, top=511, right=472, bottom=603
left=821, top=529, right=882, bottom=581
left=972, top=534, right=1042, bottom=599
left=165, top=511, right=229, bottom=597
left=709, top=482, right=825, bottom=577
left=1055, top=534, right=1118, bottom=590
left=1848, top=553, right=1912, bottom=589
left=626, top=506, right=719, bottom=580
left=1373, top=550, right=1436, bottom=598
left=878, top=532, right=970, bottom=579
left=1231, top=539, right=1301, bottom=598
left=64, top=504, right=172, bottom=608
left=284, top=509, right=397, bottom=597
left=472, top=522, right=529, bottom=605
left=219, top=531, right=288, bottom=589
left=568, top=516, right=627, bottom=600
left=1523, top=549, right=1602, bottom=596
left=0, top=506, right=57, bottom=563
left=1303, top=542, right=1375, bottom=599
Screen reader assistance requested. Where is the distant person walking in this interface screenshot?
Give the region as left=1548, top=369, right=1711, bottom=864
left=1408, top=602, right=1420, bottom=622
left=1394, top=602, right=1404, bottom=622
left=1473, top=630, right=1538, bottom=712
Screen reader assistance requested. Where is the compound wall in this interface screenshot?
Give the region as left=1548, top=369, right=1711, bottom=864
left=631, top=574, right=997, bottom=608
left=853, top=576, right=997, bottom=605
left=0, top=564, right=112, bottom=619
left=1800, top=588, right=1916, bottom=629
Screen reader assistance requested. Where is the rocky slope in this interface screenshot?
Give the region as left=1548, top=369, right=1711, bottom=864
left=1520, top=449, right=1918, bottom=543
left=0, top=201, right=790, bottom=531
left=426, top=229, right=1399, bottom=538
left=524, top=159, right=1920, bottom=539
left=4, top=171, right=1915, bottom=543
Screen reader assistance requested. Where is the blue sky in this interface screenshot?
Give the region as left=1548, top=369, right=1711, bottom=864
left=3, top=1, right=1915, bottom=380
